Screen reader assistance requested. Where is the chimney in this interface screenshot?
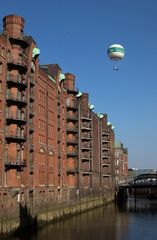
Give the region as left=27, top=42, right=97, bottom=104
left=3, top=14, right=25, bottom=37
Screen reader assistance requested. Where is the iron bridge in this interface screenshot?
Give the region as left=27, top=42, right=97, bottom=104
left=116, top=174, right=157, bottom=200
left=117, top=173, right=157, bottom=189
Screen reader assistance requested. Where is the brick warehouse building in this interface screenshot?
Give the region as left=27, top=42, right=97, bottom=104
left=115, top=141, right=128, bottom=183
left=0, top=14, right=115, bottom=205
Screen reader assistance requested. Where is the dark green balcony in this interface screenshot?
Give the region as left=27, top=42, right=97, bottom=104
left=6, top=93, right=27, bottom=106
left=67, top=139, right=78, bottom=145
left=82, top=170, right=92, bottom=175
left=81, top=156, right=92, bottom=161
left=5, top=159, right=26, bottom=170
left=5, top=132, right=26, bottom=143
left=30, top=78, right=35, bottom=86
left=30, top=92, right=35, bottom=102
left=7, top=55, right=28, bottom=71
left=66, top=113, right=78, bottom=122
left=66, top=167, right=78, bottom=174
left=66, top=88, right=78, bottom=95
left=9, top=35, right=29, bottom=48
left=67, top=127, right=78, bottom=133
left=67, top=152, right=78, bottom=158
left=66, top=104, right=78, bottom=111
left=6, top=112, right=26, bottom=124
left=7, top=75, right=27, bottom=89
left=81, top=126, right=92, bottom=131
left=81, top=116, right=92, bottom=121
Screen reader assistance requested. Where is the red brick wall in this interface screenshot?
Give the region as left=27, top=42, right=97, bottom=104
left=0, top=14, right=116, bottom=200
left=92, top=113, right=101, bottom=192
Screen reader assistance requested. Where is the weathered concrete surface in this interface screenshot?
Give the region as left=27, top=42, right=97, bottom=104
left=0, top=193, right=114, bottom=237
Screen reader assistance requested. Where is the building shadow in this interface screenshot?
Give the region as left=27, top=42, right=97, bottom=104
left=13, top=203, right=38, bottom=238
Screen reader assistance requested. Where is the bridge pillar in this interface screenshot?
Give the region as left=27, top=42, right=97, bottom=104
left=116, top=187, right=128, bottom=202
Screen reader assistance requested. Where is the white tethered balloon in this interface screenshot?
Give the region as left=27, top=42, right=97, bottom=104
left=107, top=44, right=125, bottom=70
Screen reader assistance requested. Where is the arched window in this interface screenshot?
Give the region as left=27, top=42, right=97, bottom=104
left=49, top=150, right=53, bottom=156
left=49, top=150, right=54, bottom=166
left=31, top=61, right=35, bottom=73
left=39, top=148, right=45, bottom=154
left=2, top=47, right=4, bottom=57
left=30, top=61, right=35, bottom=81
left=39, top=148, right=45, bottom=165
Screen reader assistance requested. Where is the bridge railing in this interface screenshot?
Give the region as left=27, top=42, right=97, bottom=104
left=116, top=176, right=134, bottom=186
left=116, top=174, right=157, bottom=187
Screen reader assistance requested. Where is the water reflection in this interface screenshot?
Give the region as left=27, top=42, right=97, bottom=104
left=30, top=206, right=118, bottom=240
left=5, top=198, right=157, bottom=240
left=118, top=197, right=157, bottom=214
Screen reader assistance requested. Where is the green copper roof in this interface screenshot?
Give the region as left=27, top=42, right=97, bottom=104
left=32, top=47, right=40, bottom=58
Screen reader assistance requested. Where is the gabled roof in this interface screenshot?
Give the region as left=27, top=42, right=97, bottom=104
left=40, top=64, right=61, bottom=80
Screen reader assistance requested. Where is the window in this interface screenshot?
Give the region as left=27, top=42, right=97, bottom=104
left=40, top=148, right=45, bottom=154
left=31, top=61, right=35, bottom=73
left=0, top=100, right=2, bottom=112
left=49, top=172, right=54, bottom=185
left=49, top=151, right=54, bottom=166
left=0, top=62, right=2, bottom=74
left=39, top=148, right=45, bottom=165
left=1, top=47, right=4, bottom=57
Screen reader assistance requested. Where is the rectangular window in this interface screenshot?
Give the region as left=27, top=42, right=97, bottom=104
left=49, top=172, right=54, bottom=185
left=1, top=48, right=4, bottom=57
left=0, top=119, right=2, bottom=129
left=0, top=100, right=2, bottom=112
left=49, top=155, right=54, bottom=166
left=0, top=63, right=2, bottom=74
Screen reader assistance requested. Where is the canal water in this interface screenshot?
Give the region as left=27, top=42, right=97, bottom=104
left=5, top=198, right=157, bottom=240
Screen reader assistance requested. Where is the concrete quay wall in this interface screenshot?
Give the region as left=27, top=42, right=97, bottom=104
left=37, top=194, right=114, bottom=224
left=0, top=188, right=114, bottom=237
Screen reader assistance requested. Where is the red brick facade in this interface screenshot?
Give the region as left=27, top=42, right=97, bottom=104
left=0, top=14, right=116, bottom=200
left=115, top=142, right=128, bottom=181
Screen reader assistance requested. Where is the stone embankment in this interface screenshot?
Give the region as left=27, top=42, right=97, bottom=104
left=0, top=187, right=114, bottom=237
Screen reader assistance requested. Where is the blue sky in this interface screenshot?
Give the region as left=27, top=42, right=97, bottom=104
left=1, top=0, right=157, bottom=170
